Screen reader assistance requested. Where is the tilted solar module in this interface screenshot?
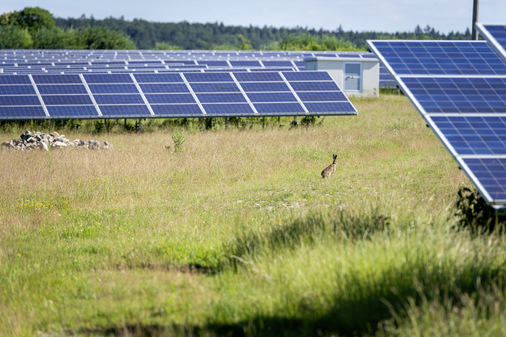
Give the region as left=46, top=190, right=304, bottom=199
left=476, top=23, right=506, bottom=60
left=369, top=40, right=506, bottom=76
left=368, top=39, right=506, bottom=207
left=0, top=71, right=357, bottom=120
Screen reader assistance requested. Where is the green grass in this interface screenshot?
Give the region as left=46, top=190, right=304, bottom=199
left=0, top=94, right=504, bottom=336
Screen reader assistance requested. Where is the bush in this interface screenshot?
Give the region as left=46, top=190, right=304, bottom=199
left=454, top=187, right=505, bottom=233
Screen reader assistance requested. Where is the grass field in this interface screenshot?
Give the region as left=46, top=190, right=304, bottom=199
left=0, top=94, right=504, bottom=336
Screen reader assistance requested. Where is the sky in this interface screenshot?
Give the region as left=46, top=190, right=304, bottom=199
left=2, top=0, right=506, bottom=34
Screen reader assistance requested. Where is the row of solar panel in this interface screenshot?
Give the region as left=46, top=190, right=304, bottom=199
left=0, top=63, right=396, bottom=89
left=0, top=71, right=357, bottom=119
left=0, top=50, right=375, bottom=60
left=1, top=60, right=304, bottom=68
left=368, top=30, right=506, bottom=204
left=476, top=23, right=506, bottom=60
left=1, top=102, right=355, bottom=118
left=0, top=71, right=331, bottom=83
left=370, top=41, right=506, bottom=75
left=0, top=91, right=347, bottom=104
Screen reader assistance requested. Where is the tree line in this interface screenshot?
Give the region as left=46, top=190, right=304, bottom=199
left=1, top=7, right=472, bottom=51
left=0, top=7, right=135, bottom=49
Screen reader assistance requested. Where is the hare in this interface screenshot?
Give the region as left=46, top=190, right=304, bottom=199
left=321, top=154, right=337, bottom=178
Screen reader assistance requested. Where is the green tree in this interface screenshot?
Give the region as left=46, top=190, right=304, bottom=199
left=10, top=7, right=55, bottom=33
left=79, top=26, right=136, bottom=49
left=0, top=25, right=32, bottom=48
left=153, top=41, right=181, bottom=50
left=32, top=27, right=85, bottom=49
left=237, top=34, right=253, bottom=50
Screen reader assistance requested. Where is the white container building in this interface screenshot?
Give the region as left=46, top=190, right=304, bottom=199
left=305, top=57, right=380, bottom=98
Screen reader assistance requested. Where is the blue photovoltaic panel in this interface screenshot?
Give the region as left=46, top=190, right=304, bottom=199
left=0, top=96, right=40, bottom=105
left=247, top=92, right=297, bottom=103
left=128, top=60, right=163, bottom=65
left=240, top=82, right=290, bottom=92
left=140, top=83, right=189, bottom=93
left=460, top=158, right=506, bottom=202
left=430, top=116, right=506, bottom=155
left=0, top=106, right=46, bottom=118
left=305, top=102, right=356, bottom=113
left=367, top=40, right=506, bottom=76
left=145, top=94, right=195, bottom=104
left=399, top=77, right=506, bottom=114
left=99, top=104, right=151, bottom=116
left=196, top=93, right=247, bottom=103
left=262, top=60, right=294, bottom=67
left=0, top=86, right=36, bottom=95
left=380, top=65, right=396, bottom=88
left=254, top=103, right=305, bottom=114
left=37, top=84, right=88, bottom=95
left=197, top=60, right=229, bottom=67
left=290, top=82, right=340, bottom=91
left=284, top=71, right=333, bottom=81
left=476, top=23, right=506, bottom=60
left=84, top=74, right=133, bottom=83
left=184, top=72, right=233, bottom=82
left=88, top=84, right=139, bottom=94
left=151, top=104, right=202, bottom=115
left=297, top=91, right=347, bottom=102
left=369, top=38, right=506, bottom=207
left=0, top=75, right=32, bottom=84
left=134, top=73, right=183, bottom=83
left=33, top=74, right=82, bottom=84
left=203, top=103, right=254, bottom=115
left=94, top=95, right=145, bottom=104
left=229, top=60, right=262, bottom=67
left=190, top=82, right=240, bottom=93
left=46, top=105, right=99, bottom=117
left=234, top=72, right=283, bottom=82
left=42, top=95, right=93, bottom=105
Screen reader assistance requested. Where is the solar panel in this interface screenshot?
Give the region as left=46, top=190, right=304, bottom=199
left=0, top=70, right=356, bottom=120
left=368, top=38, right=506, bottom=207
left=368, top=40, right=506, bottom=76
left=430, top=116, right=506, bottom=155
left=398, top=77, right=506, bottom=114
left=476, top=23, right=506, bottom=60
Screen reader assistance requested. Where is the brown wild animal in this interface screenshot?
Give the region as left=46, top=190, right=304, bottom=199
left=321, top=154, right=337, bottom=178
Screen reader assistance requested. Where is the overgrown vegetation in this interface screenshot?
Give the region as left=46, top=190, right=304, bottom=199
left=454, top=187, right=506, bottom=233
left=1, top=94, right=504, bottom=336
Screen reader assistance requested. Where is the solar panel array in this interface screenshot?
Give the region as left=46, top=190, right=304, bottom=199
left=0, top=49, right=394, bottom=88
left=476, top=23, right=506, bottom=60
left=368, top=38, right=506, bottom=207
left=0, top=71, right=356, bottom=120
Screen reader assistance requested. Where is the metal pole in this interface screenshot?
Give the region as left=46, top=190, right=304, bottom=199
left=472, top=0, right=479, bottom=40
left=225, top=117, right=228, bottom=130
left=138, top=119, right=142, bottom=133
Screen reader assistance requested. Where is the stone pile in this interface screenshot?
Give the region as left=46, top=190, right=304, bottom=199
left=1, top=130, right=112, bottom=151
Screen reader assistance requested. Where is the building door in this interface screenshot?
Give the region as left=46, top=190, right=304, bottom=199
left=344, top=63, right=362, bottom=93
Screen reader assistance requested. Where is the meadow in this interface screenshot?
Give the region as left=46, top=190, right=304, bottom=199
left=0, top=94, right=504, bottom=336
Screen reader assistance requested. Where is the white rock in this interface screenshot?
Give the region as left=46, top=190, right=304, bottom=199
left=51, top=141, right=67, bottom=148
left=39, top=142, right=48, bottom=151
